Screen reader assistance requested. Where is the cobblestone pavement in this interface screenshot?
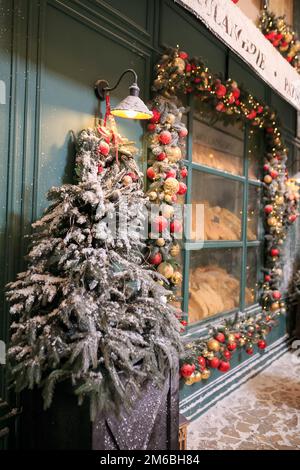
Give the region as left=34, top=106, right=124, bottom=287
left=187, top=351, right=300, bottom=450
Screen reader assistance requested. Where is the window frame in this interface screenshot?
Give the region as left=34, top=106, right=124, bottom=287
left=182, top=97, right=264, bottom=333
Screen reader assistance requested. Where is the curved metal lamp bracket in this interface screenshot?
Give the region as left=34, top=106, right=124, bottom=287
left=94, top=69, right=138, bottom=101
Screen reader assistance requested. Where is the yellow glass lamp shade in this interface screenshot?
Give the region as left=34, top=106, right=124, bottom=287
left=111, top=84, right=153, bottom=120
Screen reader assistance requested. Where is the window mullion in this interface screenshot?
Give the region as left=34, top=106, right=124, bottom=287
left=240, top=124, right=250, bottom=311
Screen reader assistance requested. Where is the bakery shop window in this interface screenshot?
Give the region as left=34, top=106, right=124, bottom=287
left=183, top=104, right=263, bottom=325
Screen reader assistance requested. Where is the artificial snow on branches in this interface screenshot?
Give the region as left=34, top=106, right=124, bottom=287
left=7, top=126, right=182, bottom=420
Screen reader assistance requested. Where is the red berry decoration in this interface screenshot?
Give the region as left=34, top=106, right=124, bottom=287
left=198, top=356, right=206, bottom=369
left=231, top=0, right=239, bottom=3
left=181, top=167, right=188, bottom=178
left=153, top=215, right=168, bottom=232
left=227, top=342, right=237, bottom=351
left=215, top=84, right=227, bottom=98
left=97, top=165, right=103, bottom=174
left=98, top=141, right=110, bottom=156
left=150, top=109, right=161, bottom=123
left=180, top=363, right=195, bottom=378
left=185, top=63, right=192, bottom=73
left=264, top=274, right=271, bottom=282
left=247, top=110, right=257, bottom=120
left=257, top=340, right=267, bottom=350
left=234, top=332, right=241, bottom=340
left=272, top=290, right=281, bottom=300
left=263, top=164, right=270, bottom=172
left=177, top=182, right=187, bottom=195
left=159, top=130, right=172, bottom=145
left=246, top=347, right=254, bottom=355
left=289, top=214, right=297, bottom=223
left=215, top=332, right=225, bottom=343
left=216, top=102, right=225, bottom=112
left=264, top=205, right=273, bottom=214
left=208, top=357, right=220, bottom=369
left=257, top=106, right=264, bottom=114
left=218, top=361, right=230, bottom=372
left=149, top=252, right=162, bottom=266
left=232, top=88, right=240, bottom=99
left=223, top=350, right=231, bottom=360
left=270, top=248, right=279, bottom=257
left=157, top=152, right=166, bottom=161
left=146, top=167, right=156, bottom=180
left=170, top=220, right=182, bottom=233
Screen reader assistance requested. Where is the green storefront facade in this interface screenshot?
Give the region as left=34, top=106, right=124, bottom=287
left=0, top=0, right=299, bottom=448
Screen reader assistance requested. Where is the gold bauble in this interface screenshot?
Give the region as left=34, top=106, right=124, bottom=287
left=148, top=191, right=158, bottom=201
left=207, top=338, right=221, bottom=352
left=185, top=376, right=195, bottom=386
left=239, top=338, right=246, bottom=346
left=271, top=302, right=280, bottom=311
left=227, top=334, right=235, bottom=343
left=171, top=271, right=183, bottom=285
left=164, top=177, right=179, bottom=194
left=170, top=244, right=180, bottom=257
left=156, top=238, right=165, bottom=247
left=201, top=368, right=211, bottom=380
left=280, top=44, right=289, bottom=52
left=264, top=175, right=273, bottom=184
left=166, top=146, right=182, bottom=163
left=285, top=32, right=293, bottom=43
left=276, top=196, right=284, bottom=205
left=174, top=57, right=186, bottom=73
left=157, top=262, right=174, bottom=279
left=122, top=175, right=132, bottom=186
left=166, top=113, right=176, bottom=125
left=206, top=351, right=215, bottom=360
left=164, top=194, right=172, bottom=203
left=267, top=217, right=277, bottom=226
left=202, top=349, right=209, bottom=357
left=193, top=372, right=202, bottom=383
left=162, top=204, right=175, bottom=219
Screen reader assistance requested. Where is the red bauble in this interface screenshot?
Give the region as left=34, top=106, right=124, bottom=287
left=179, top=51, right=188, bottom=60
left=179, top=128, right=188, bottom=138
left=177, top=182, right=187, bottom=195
left=232, top=88, right=240, bottom=99
left=234, top=332, right=241, bottom=340
left=98, top=141, right=110, bottom=156
left=289, top=214, right=297, bottom=223
left=149, top=252, right=162, bottom=266
left=181, top=167, right=188, bottom=178
left=127, top=171, right=138, bottom=181
left=146, top=167, right=156, bottom=180
left=215, top=332, right=225, bottom=343
left=159, top=131, right=172, bottom=145
left=180, top=363, right=195, bottom=378
left=272, top=290, right=281, bottom=300
left=185, top=63, right=192, bottom=73
left=257, top=106, right=264, bottom=114
left=97, top=165, right=103, bottom=174
left=215, top=84, right=227, bottom=98
left=150, top=109, right=161, bottom=123
left=218, top=361, right=230, bottom=372
left=157, top=152, right=166, bottom=161
left=153, top=215, right=168, bottom=232
left=147, top=123, right=156, bottom=132
left=269, top=170, right=278, bottom=179
left=216, top=102, right=225, bottom=112
left=246, top=347, right=254, bottom=355
left=170, top=220, right=182, bottom=233
left=263, top=164, right=270, bottom=172
left=197, top=356, right=206, bottom=369
left=264, top=274, right=271, bottom=282
left=257, top=340, right=267, bottom=350
left=247, top=110, right=257, bottom=120
left=264, top=205, right=273, bottom=214
left=165, top=169, right=177, bottom=179
left=228, top=93, right=235, bottom=104
left=270, top=248, right=279, bottom=257
left=227, top=342, right=237, bottom=351
left=231, top=0, right=239, bottom=3
left=223, top=350, right=231, bottom=360
left=208, top=357, right=220, bottom=369
left=181, top=320, right=188, bottom=327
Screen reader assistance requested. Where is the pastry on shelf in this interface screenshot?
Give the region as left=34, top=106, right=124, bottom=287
left=189, top=265, right=255, bottom=323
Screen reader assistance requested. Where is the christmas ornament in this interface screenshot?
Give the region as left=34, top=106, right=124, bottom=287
left=166, top=146, right=182, bottom=162
left=198, top=356, right=206, bottom=369
left=180, top=363, right=195, bottom=378
left=170, top=244, right=180, bottom=257
left=122, top=175, right=132, bottom=186
left=171, top=271, right=183, bottom=285
left=164, top=178, right=179, bottom=194
left=156, top=238, right=165, bottom=247
left=257, top=340, right=267, bottom=350
left=149, top=252, right=162, bottom=265
left=215, top=332, right=225, bottom=343
left=201, top=368, right=211, bottom=380
left=208, top=357, right=220, bottom=368
left=218, top=361, right=230, bottom=372
left=207, top=338, right=221, bottom=352
left=147, top=167, right=156, bottom=180
left=157, top=262, right=174, bottom=279
left=98, top=141, right=110, bottom=156
left=159, top=131, right=172, bottom=145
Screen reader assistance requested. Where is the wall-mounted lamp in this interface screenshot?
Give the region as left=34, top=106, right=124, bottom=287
left=94, top=69, right=153, bottom=120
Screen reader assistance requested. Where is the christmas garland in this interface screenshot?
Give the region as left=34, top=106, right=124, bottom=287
left=258, top=5, right=300, bottom=73
left=146, top=48, right=299, bottom=385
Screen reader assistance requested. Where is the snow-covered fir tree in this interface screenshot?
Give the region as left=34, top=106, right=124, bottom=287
left=6, top=125, right=181, bottom=419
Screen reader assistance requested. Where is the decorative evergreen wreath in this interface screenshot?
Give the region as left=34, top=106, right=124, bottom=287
left=146, top=48, right=299, bottom=385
